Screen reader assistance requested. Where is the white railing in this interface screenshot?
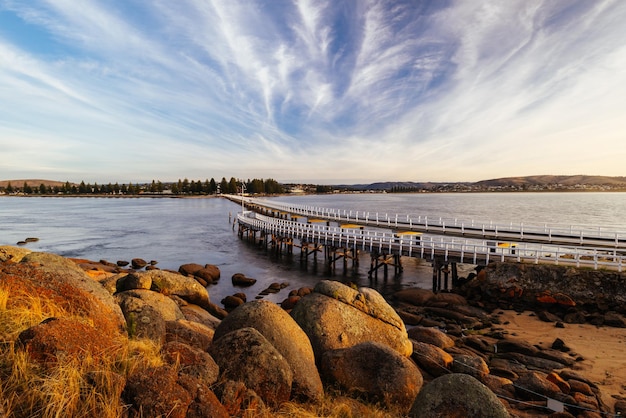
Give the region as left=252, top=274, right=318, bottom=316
left=237, top=211, right=625, bottom=272
left=226, top=195, right=626, bottom=250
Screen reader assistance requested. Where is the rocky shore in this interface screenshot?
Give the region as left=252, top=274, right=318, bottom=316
left=1, top=245, right=625, bottom=417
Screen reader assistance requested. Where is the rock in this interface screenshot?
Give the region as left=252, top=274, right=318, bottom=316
left=558, top=370, right=598, bottom=390
left=462, top=335, right=496, bottom=354
left=123, top=365, right=192, bottom=418
left=117, top=272, right=152, bottom=291
left=202, top=264, right=221, bottom=280
left=451, top=354, right=490, bottom=381
left=215, top=380, right=267, bottom=417
left=232, top=292, right=247, bottom=302
left=131, top=258, right=148, bottom=269
left=116, top=293, right=167, bottom=342
left=116, top=260, right=129, bottom=267
left=165, top=319, right=215, bottom=351
left=494, top=338, right=539, bottom=356
left=407, top=326, right=455, bottom=349
left=547, top=371, right=571, bottom=394
left=572, top=391, right=599, bottom=411
left=315, top=281, right=405, bottom=330
left=137, top=270, right=211, bottom=309
left=297, top=287, right=313, bottom=297
left=568, top=379, right=594, bottom=396
left=75, top=260, right=120, bottom=276
left=552, top=337, right=571, bottom=352
left=515, top=371, right=561, bottom=401
left=500, top=352, right=567, bottom=371
left=179, top=263, right=204, bottom=276
left=231, top=273, right=257, bottom=287
left=280, top=295, right=300, bottom=310
left=161, top=341, right=219, bottom=385
left=428, top=292, right=468, bottom=306
left=105, top=274, right=127, bottom=296
left=603, top=311, right=626, bottom=327
left=423, top=306, right=483, bottom=327
left=397, top=309, right=425, bottom=325
left=482, top=374, right=516, bottom=399
left=291, top=281, right=412, bottom=359
left=209, top=327, right=293, bottom=408
left=213, top=300, right=323, bottom=402
left=409, top=373, right=509, bottom=418
left=14, top=252, right=126, bottom=334
left=564, top=311, right=587, bottom=324
left=321, top=341, right=423, bottom=413
left=394, top=288, right=435, bottom=306
left=410, top=341, right=453, bottom=377
left=178, top=304, right=222, bottom=330
left=221, top=295, right=245, bottom=310
left=537, top=310, right=562, bottom=323
left=116, top=289, right=184, bottom=321
left=17, top=317, right=121, bottom=366
left=177, top=375, right=229, bottom=418
left=207, top=302, right=229, bottom=320
left=0, top=245, right=32, bottom=262
left=535, top=348, right=575, bottom=366
left=195, top=266, right=220, bottom=284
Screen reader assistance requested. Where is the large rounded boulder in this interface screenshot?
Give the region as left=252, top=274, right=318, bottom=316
left=209, top=327, right=293, bottom=408
left=321, top=341, right=423, bottom=413
left=132, top=270, right=211, bottom=309
left=409, top=373, right=510, bottom=418
left=116, top=289, right=184, bottom=321
left=290, top=280, right=412, bottom=360
left=213, top=300, right=323, bottom=401
left=12, top=251, right=126, bottom=335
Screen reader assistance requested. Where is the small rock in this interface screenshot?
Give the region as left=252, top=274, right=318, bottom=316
left=231, top=273, right=257, bottom=287
left=221, top=295, right=244, bottom=311
left=131, top=258, right=148, bottom=269
left=552, top=337, right=570, bottom=352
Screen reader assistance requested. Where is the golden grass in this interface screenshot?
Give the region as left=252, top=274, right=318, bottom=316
left=0, top=284, right=165, bottom=418
left=0, top=284, right=399, bottom=418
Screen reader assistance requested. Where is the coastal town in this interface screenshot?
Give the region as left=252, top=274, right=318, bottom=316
left=2, top=175, right=626, bottom=196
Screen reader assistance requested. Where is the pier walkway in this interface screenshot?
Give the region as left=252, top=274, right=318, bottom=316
left=225, top=195, right=626, bottom=277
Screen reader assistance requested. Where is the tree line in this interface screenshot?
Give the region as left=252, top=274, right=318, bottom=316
left=1, top=177, right=284, bottom=196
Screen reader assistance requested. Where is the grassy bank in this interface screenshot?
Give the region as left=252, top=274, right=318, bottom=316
left=0, top=281, right=397, bottom=417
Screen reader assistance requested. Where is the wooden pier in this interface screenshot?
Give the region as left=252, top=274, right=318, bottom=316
left=227, top=195, right=626, bottom=292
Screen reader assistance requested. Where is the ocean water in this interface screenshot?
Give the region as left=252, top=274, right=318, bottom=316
left=2, top=193, right=626, bottom=303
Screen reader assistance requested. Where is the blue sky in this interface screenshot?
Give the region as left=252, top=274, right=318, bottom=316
left=1, top=0, right=625, bottom=184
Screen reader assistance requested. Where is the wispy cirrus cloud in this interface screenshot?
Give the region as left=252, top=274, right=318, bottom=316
left=0, top=0, right=625, bottom=183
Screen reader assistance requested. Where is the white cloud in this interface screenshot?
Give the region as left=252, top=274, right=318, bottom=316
left=0, top=0, right=625, bottom=183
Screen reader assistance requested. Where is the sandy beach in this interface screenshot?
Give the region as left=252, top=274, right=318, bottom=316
left=497, top=310, right=626, bottom=409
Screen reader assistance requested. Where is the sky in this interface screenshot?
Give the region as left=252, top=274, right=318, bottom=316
left=1, top=1, right=625, bottom=184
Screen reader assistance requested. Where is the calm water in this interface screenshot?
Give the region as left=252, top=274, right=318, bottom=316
left=2, top=193, right=626, bottom=303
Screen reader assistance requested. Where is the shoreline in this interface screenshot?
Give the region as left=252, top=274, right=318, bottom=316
left=495, top=309, right=626, bottom=410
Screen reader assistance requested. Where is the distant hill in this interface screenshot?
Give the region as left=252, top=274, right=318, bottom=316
left=336, top=175, right=626, bottom=191
left=3, top=175, right=626, bottom=193
left=474, top=175, right=626, bottom=188
left=337, top=181, right=470, bottom=191
left=0, top=179, right=70, bottom=188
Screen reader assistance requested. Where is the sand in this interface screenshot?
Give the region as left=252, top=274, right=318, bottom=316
left=497, top=310, right=626, bottom=409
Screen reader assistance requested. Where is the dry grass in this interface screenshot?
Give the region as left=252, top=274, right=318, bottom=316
left=0, top=284, right=399, bottom=418
left=0, top=284, right=164, bottom=418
